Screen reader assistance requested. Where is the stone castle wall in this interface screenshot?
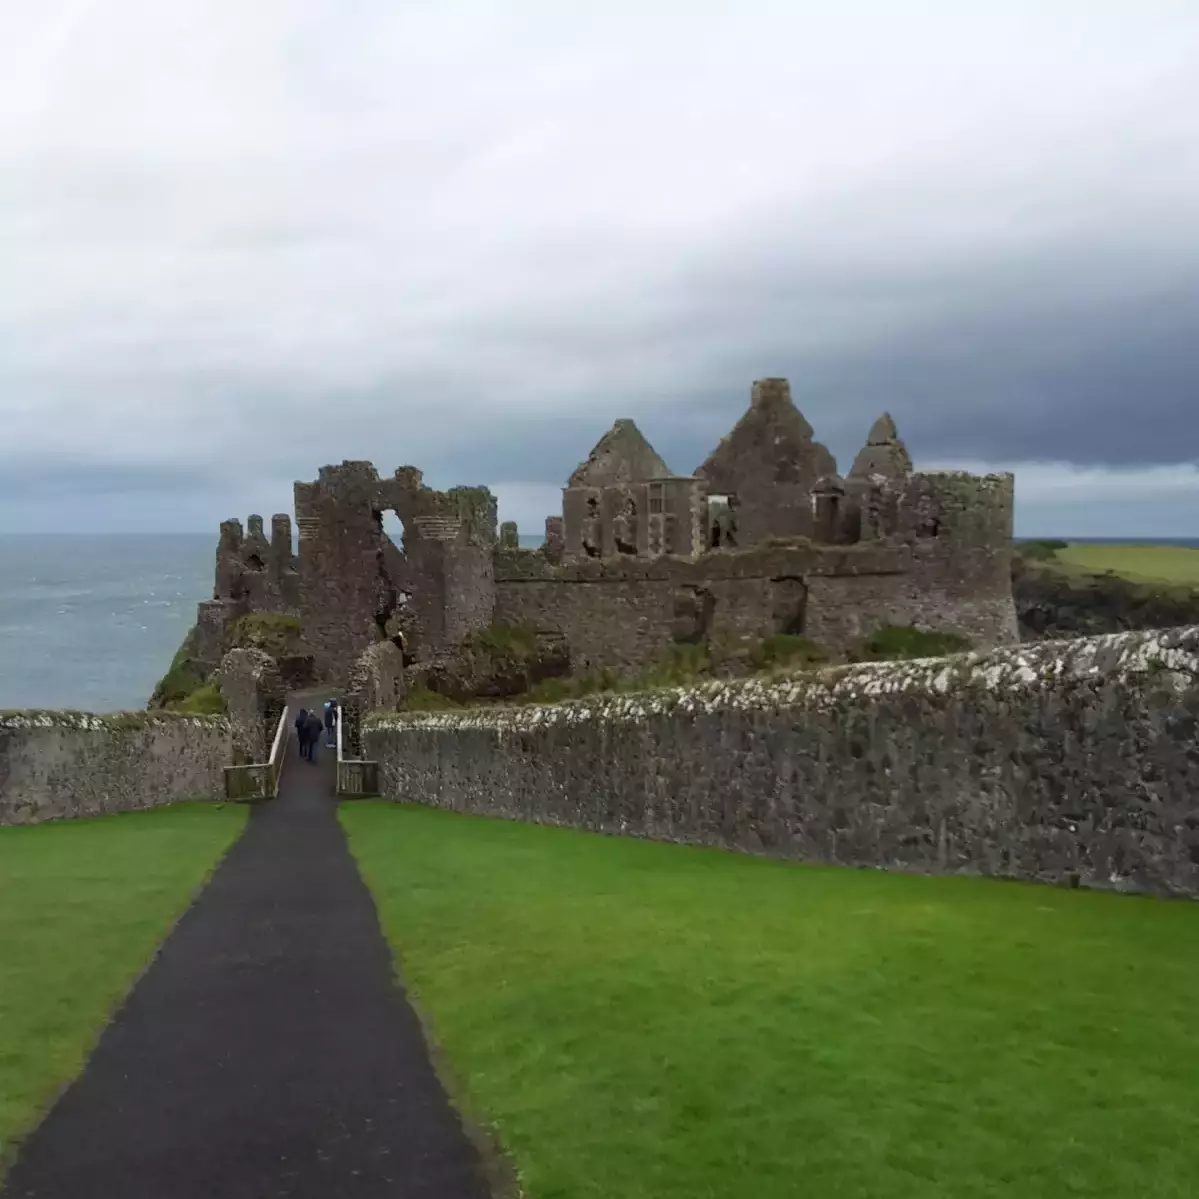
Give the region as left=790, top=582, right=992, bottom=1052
left=0, top=712, right=231, bottom=826
left=176, top=378, right=1020, bottom=692
left=495, top=534, right=1016, bottom=673
left=363, top=626, right=1199, bottom=898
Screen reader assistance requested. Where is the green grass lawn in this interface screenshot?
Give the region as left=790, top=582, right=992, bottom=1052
left=343, top=803, right=1199, bottom=1199
left=0, top=802, right=245, bottom=1162
left=1051, top=543, right=1199, bottom=585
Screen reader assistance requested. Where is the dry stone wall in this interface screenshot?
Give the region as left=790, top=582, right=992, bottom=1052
left=364, top=626, right=1199, bottom=898
left=0, top=712, right=231, bottom=825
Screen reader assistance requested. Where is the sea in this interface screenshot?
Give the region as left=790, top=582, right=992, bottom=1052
left=1, top=533, right=1196, bottom=713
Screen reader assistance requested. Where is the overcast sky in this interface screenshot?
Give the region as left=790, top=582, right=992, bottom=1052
left=2, top=0, right=1197, bottom=537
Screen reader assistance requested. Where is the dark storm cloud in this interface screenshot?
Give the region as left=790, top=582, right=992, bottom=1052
left=2, top=0, right=1199, bottom=533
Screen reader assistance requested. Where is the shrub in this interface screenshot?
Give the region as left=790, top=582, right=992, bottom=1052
left=229, top=612, right=304, bottom=657
left=748, top=634, right=829, bottom=672
left=850, top=625, right=973, bottom=662
left=149, top=639, right=207, bottom=709
left=523, top=669, right=622, bottom=705
left=641, top=643, right=712, bottom=688
left=403, top=686, right=464, bottom=712
left=173, top=683, right=227, bottom=715
left=467, top=623, right=542, bottom=659
left=1018, top=539, right=1069, bottom=561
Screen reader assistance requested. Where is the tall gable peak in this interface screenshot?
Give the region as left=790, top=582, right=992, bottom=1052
left=696, top=378, right=833, bottom=487
left=850, top=412, right=912, bottom=479
left=568, top=419, right=673, bottom=487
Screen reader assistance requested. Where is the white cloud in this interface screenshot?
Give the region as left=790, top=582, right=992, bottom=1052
left=1, top=1, right=1198, bottom=531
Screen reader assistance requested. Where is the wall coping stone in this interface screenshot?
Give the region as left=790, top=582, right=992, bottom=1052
left=0, top=710, right=230, bottom=732
left=364, top=625, right=1199, bottom=734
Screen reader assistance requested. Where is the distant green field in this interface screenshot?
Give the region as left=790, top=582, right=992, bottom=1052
left=1050, top=543, right=1199, bottom=585
left=0, top=804, right=245, bottom=1162
left=344, top=803, right=1199, bottom=1199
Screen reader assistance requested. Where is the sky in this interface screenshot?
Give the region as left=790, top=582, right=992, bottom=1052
left=2, top=0, right=1197, bottom=537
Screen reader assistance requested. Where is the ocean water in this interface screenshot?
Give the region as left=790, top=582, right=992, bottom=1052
left=1, top=532, right=1196, bottom=714
left=0, top=535, right=212, bottom=712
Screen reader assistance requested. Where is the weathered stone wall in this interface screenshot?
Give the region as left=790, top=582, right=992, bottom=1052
left=0, top=712, right=231, bottom=826
left=217, top=648, right=284, bottom=762
left=695, top=378, right=838, bottom=545
left=495, top=539, right=1010, bottom=673
left=364, top=627, right=1199, bottom=898
left=348, top=641, right=407, bottom=713
left=294, top=462, right=497, bottom=685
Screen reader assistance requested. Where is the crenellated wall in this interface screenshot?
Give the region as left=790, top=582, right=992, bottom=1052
left=364, top=626, right=1199, bottom=899
left=0, top=712, right=231, bottom=825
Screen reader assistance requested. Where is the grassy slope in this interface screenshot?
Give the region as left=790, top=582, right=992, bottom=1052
left=1051, top=543, right=1199, bottom=585
left=343, top=803, right=1199, bottom=1199
left=0, top=803, right=246, bottom=1160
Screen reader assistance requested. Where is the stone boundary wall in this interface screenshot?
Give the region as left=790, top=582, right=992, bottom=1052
left=364, top=626, right=1199, bottom=898
left=0, top=711, right=231, bottom=826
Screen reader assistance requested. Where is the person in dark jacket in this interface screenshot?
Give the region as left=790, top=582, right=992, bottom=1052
left=294, top=708, right=310, bottom=760
left=305, top=710, right=324, bottom=762
left=324, top=699, right=338, bottom=748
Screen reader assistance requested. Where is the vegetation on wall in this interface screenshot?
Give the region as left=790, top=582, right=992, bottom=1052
left=149, top=613, right=304, bottom=713
left=227, top=613, right=305, bottom=658
left=172, top=683, right=227, bottom=716
left=848, top=625, right=973, bottom=662
left=148, top=635, right=208, bottom=711
left=397, top=624, right=970, bottom=712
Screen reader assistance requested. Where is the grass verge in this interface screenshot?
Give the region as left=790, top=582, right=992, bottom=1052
left=343, top=803, right=1199, bottom=1199
left=0, top=802, right=246, bottom=1162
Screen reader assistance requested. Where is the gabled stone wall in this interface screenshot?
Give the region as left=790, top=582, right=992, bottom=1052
left=364, top=626, right=1199, bottom=898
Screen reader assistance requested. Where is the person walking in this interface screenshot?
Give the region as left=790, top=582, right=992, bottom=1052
left=324, top=699, right=338, bottom=749
left=294, top=707, right=310, bottom=761
left=305, top=709, right=324, bottom=763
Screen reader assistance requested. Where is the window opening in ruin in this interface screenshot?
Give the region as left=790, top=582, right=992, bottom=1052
left=671, top=585, right=716, bottom=645
left=244, top=553, right=265, bottom=572
left=614, top=496, right=638, bottom=555
left=371, top=508, right=410, bottom=650
left=378, top=509, right=406, bottom=550
left=582, top=495, right=601, bottom=558
left=771, top=577, right=808, bottom=635
left=709, top=494, right=738, bottom=549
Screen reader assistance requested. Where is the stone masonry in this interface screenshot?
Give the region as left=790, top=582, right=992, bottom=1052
left=0, top=712, right=230, bottom=826
left=177, top=376, right=1019, bottom=691
left=364, top=626, right=1199, bottom=899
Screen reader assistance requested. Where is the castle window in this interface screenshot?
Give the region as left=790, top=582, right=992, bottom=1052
left=708, top=494, right=737, bottom=549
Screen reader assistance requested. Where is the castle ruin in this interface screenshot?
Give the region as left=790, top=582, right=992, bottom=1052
left=186, top=378, right=1018, bottom=687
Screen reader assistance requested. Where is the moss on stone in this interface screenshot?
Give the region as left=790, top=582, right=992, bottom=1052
left=850, top=625, right=973, bottom=662
left=173, top=684, right=228, bottom=716
left=748, top=634, right=830, bottom=672
left=404, top=686, right=465, bottom=712
left=228, top=612, right=304, bottom=657
left=148, top=636, right=208, bottom=710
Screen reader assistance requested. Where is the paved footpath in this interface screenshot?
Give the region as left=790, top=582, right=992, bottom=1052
left=3, top=708, right=493, bottom=1199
